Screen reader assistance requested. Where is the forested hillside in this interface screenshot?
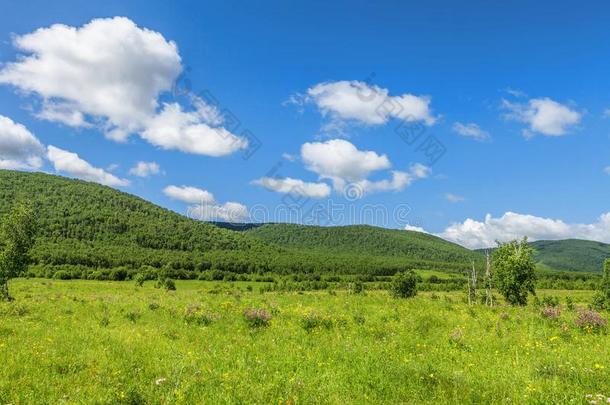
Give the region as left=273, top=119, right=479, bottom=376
left=530, top=239, right=610, bottom=273
left=244, top=223, right=480, bottom=264
left=0, top=170, right=477, bottom=278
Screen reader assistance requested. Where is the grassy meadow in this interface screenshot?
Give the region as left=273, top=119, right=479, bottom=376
left=1, top=279, right=609, bottom=404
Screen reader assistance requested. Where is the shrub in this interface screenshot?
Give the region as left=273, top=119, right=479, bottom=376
left=565, top=296, right=575, bottom=311
left=591, top=291, right=606, bottom=310
left=184, top=304, right=218, bottom=326
left=134, top=273, right=146, bottom=287
left=349, top=281, right=364, bottom=294
left=109, top=267, right=128, bottom=281
left=164, top=278, right=176, bottom=291
left=301, top=311, right=334, bottom=332
left=124, top=311, right=141, bottom=324
left=243, top=308, right=272, bottom=328
left=53, top=270, right=71, bottom=280
left=541, top=306, right=561, bottom=321
left=492, top=237, right=536, bottom=306
left=574, top=309, right=608, bottom=333
left=390, top=271, right=418, bottom=298
left=541, top=295, right=560, bottom=308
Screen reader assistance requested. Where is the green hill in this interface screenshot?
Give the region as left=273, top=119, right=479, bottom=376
left=244, top=223, right=480, bottom=265
left=0, top=170, right=478, bottom=278
left=530, top=239, right=610, bottom=273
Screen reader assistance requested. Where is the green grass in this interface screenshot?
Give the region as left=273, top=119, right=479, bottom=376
left=0, top=279, right=608, bottom=404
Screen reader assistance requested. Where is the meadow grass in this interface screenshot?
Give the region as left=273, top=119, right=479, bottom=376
left=0, top=279, right=608, bottom=404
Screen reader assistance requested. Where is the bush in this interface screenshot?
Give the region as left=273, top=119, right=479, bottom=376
left=349, top=281, right=364, bottom=294
left=134, top=272, right=146, bottom=287
left=574, top=309, right=608, bottom=333
left=53, top=270, right=71, bottom=280
left=541, top=306, right=561, bottom=321
left=390, top=271, right=418, bottom=298
left=301, top=311, right=334, bottom=332
left=492, top=237, right=536, bottom=306
left=591, top=291, right=606, bottom=310
left=243, top=308, right=272, bottom=328
left=164, top=278, right=176, bottom=291
left=184, top=304, right=218, bottom=326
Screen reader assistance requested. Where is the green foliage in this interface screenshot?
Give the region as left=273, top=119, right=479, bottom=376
left=390, top=271, right=418, bottom=298
left=492, top=238, right=536, bottom=306
left=530, top=239, right=610, bottom=273
left=0, top=203, right=36, bottom=300
left=0, top=170, right=481, bottom=278
left=133, top=272, right=146, bottom=287
left=245, top=223, right=481, bottom=269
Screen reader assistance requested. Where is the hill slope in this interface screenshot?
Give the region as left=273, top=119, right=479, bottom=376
left=244, top=223, right=480, bottom=265
left=530, top=239, right=610, bottom=273
left=0, top=170, right=478, bottom=276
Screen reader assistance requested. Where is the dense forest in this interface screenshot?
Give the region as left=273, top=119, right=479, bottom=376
left=0, top=170, right=479, bottom=279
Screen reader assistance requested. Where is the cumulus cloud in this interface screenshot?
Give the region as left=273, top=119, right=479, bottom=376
left=0, top=17, right=247, bottom=157
left=301, top=139, right=390, bottom=182
left=0, top=17, right=181, bottom=138
left=46, top=145, right=129, bottom=187
left=253, top=177, right=331, bottom=198
left=188, top=201, right=249, bottom=222
left=129, top=161, right=161, bottom=177
left=141, top=102, right=247, bottom=156
left=452, top=122, right=490, bottom=142
left=0, top=115, right=45, bottom=170
left=436, top=212, right=610, bottom=249
left=502, top=98, right=582, bottom=136
left=164, top=184, right=248, bottom=222
left=300, top=139, right=429, bottom=197
left=343, top=164, right=430, bottom=197
left=293, top=80, right=436, bottom=131
left=163, top=185, right=215, bottom=204
left=446, top=193, right=465, bottom=203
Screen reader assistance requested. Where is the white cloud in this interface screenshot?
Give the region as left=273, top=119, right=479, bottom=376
left=253, top=177, right=331, bottom=198
left=0, top=115, right=45, bottom=170
left=436, top=212, right=610, bottom=249
left=404, top=224, right=427, bottom=233
left=129, top=161, right=161, bottom=177
left=282, top=153, right=297, bottom=162
left=446, top=193, right=465, bottom=203
left=0, top=17, right=247, bottom=157
left=141, top=102, right=248, bottom=156
left=46, top=145, right=129, bottom=187
left=300, top=139, right=429, bottom=197
left=452, top=122, right=490, bottom=142
left=188, top=201, right=249, bottom=222
left=502, top=97, right=581, bottom=136
left=342, top=164, right=430, bottom=197
left=164, top=184, right=248, bottom=222
left=604, top=166, right=610, bottom=175
left=163, top=185, right=215, bottom=204
left=301, top=139, right=390, bottom=182
left=300, top=80, right=436, bottom=130
left=0, top=17, right=181, bottom=139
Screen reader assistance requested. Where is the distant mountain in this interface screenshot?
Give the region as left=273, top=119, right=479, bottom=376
left=530, top=239, right=610, bottom=273
left=244, top=223, right=481, bottom=266
left=477, top=239, right=610, bottom=273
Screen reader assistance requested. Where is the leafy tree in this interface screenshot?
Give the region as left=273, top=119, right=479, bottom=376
left=0, top=203, right=36, bottom=300
left=390, top=271, right=418, bottom=298
left=492, top=237, right=536, bottom=306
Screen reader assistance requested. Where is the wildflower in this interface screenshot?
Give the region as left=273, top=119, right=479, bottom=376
left=155, top=377, right=167, bottom=386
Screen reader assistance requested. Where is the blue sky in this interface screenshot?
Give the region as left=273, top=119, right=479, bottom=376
left=0, top=0, right=609, bottom=248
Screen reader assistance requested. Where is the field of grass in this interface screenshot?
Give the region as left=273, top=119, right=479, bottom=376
left=1, top=279, right=609, bottom=404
